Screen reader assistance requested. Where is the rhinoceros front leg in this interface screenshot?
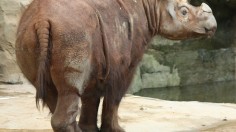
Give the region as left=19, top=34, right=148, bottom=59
left=79, top=89, right=100, bottom=132
left=100, top=96, right=125, bottom=132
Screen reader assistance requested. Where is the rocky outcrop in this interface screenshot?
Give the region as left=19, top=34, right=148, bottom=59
left=128, top=54, right=180, bottom=93
left=0, top=0, right=31, bottom=84
left=140, top=54, right=180, bottom=88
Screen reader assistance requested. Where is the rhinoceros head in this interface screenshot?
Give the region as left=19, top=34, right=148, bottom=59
left=159, top=0, right=217, bottom=39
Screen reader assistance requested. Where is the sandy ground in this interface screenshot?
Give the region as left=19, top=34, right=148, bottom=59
left=1, top=84, right=236, bottom=132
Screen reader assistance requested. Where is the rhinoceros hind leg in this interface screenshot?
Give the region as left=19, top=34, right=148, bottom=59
left=51, top=92, right=81, bottom=132
left=44, top=85, right=58, bottom=114
left=50, top=69, right=81, bottom=132
left=100, top=96, right=125, bottom=132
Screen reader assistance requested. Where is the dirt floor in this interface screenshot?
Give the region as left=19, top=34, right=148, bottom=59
left=1, top=84, right=236, bottom=132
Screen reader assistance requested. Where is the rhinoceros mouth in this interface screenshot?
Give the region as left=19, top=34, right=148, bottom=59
left=192, top=25, right=216, bottom=38
left=198, top=27, right=216, bottom=38
left=204, top=27, right=217, bottom=38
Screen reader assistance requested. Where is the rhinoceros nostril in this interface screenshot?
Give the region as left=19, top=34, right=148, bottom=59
left=204, top=27, right=209, bottom=33
left=204, top=26, right=216, bottom=37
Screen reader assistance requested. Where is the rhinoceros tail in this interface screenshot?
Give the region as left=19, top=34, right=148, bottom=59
left=35, top=20, right=52, bottom=108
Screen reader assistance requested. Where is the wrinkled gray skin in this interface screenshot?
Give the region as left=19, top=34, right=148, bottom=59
left=15, top=0, right=217, bottom=131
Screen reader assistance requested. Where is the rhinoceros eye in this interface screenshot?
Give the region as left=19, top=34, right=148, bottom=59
left=180, top=7, right=188, bottom=16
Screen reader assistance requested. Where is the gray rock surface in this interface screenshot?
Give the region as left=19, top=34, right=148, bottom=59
left=0, top=0, right=31, bottom=84
left=140, top=54, right=180, bottom=89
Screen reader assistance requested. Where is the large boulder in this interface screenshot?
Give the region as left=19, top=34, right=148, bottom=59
left=140, top=54, right=180, bottom=89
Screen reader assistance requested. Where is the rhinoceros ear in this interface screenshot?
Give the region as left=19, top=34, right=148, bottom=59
left=167, top=0, right=176, bottom=19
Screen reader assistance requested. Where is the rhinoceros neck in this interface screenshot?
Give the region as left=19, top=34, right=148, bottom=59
left=119, top=0, right=162, bottom=37
left=141, top=0, right=162, bottom=35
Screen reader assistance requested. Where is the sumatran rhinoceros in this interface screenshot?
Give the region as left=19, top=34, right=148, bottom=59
left=15, top=0, right=217, bottom=131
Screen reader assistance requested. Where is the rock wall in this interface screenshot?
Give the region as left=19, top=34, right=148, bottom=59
left=0, top=0, right=31, bottom=84
left=1, top=0, right=236, bottom=94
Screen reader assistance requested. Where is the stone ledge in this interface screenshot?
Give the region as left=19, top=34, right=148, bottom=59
left=1, top=84, right=236, bottom=131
